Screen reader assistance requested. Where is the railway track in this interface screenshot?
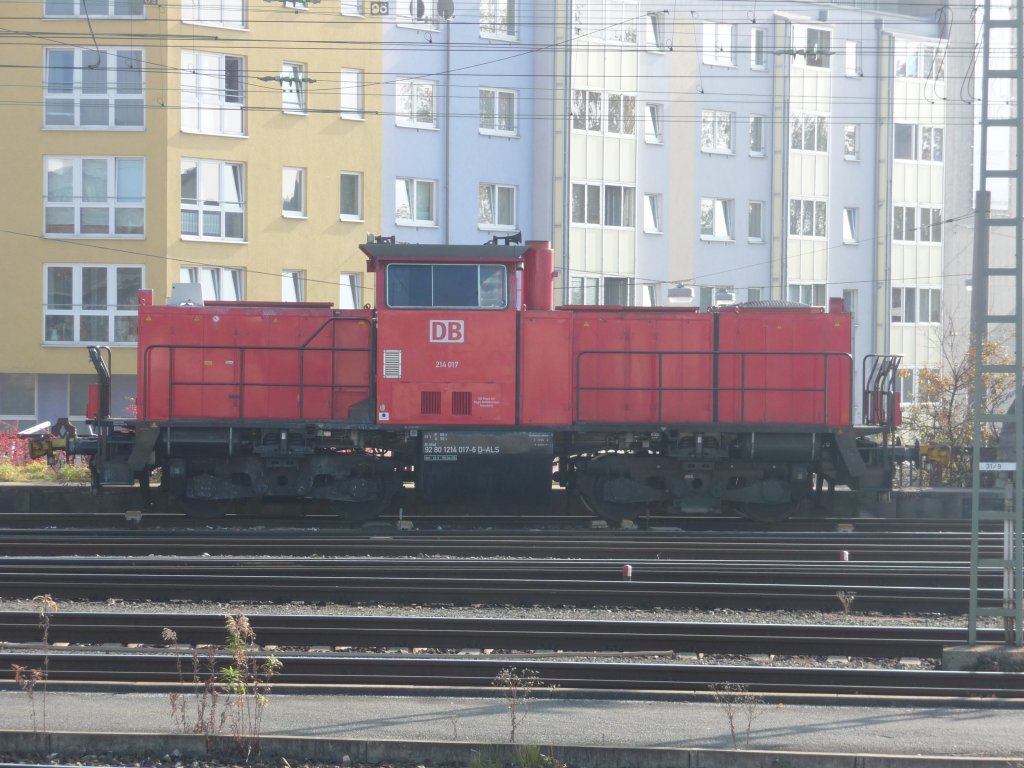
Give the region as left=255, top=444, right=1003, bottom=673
left=1, top=649, right=1020, bottom=700
left=0, top=556, right=1001, bottom=612
left=0, top=530, right=1001, bottom=560
left=0, top=611, right=1007, bottom=658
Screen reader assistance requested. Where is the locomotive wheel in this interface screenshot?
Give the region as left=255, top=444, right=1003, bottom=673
left=576, top=472, right=660, bottom=524
left=727, top=501, right=793, bottom=524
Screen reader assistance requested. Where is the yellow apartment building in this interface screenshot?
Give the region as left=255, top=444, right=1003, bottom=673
left=0, top=0, right=382, bottom=428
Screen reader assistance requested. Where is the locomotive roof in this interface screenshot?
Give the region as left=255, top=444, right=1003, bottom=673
left=360, top=243, right=528, bottom=265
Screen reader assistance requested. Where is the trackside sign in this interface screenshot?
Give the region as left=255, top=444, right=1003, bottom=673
left=430, top=320, right=464, bottom=343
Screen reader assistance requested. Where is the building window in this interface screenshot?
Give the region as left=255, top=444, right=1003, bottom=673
left=479, top=183, right=516, bottom=229
left=572, top=90, right=602, bottom=132
left=789, top=199, right=827, bottom=238
left=893, top=205, right=916, bottom=242
left=747, top=288, right=762, bottom=303
left=842, top=288, right=858, bottom=320
left=480, top=0, right=516, bottom=38
left=395, top=178, right=436, bottom=226
left=181, top=51, right=244, bottom=135
left=340, top=69, right=364, bottom=119
left=0, top=374, right=36, bottom=420
left=182, top=0, right=245, bottom=28
left=570, top=275, right=600, bottom=305
left=340, top=172, right=363, bottom=221
left=894, top=123, right=915, bottom=160
left=644, top=103, right=663, bottom=143
left=845, top=40, right=861, bottom=76
left=340, top=0, right=363, bottom=15
left=702, top=23, right=735, bottom=66
left=571, top=183, right=601, bottom=225
left=180, top=267, right=243, bottom=301
left=281, top=62, right=307, bottom=114
left=787, top=283, right=826, bottom=307
left=747, top=201, right=764, bottom=242
left=180, top=159, right=244, bottom=241
left=895, top=40, right=944, bottom=79
left=607, top=94, right=636, bottom=136
left=396, top=78, right=437, bottom=128
left=45, top=48, right=144, bottom=129
left=604, top=185, right=635, bottom=227
left=604, top=0, right=639, bottom=45
left=643, top=193, right=662, bottom=233
left=843, top=207, right=858, bottom=243
left=891, top=287, right=941, bottom=324
left=604, top=276, right=631, bottom=306
left=339, top=273, right=363, bottom=309
left=282, top=270, right=305, bottom=302
left=45, top=0, right=141, bottom=16
left=44, top=265, right=143, bottom=344
left=282, top=167, right=306, bottom=218
left=921, top=126, right=944, bottom=162
left=751, top=27, right=766, bottom=69
left=700, top=197, right=733, bottom=240
left=480, top=88, right=517, bottom=136
left=920, top=207, right=943, bottom=243
left=749, top=114, right=765, bottom=156
left=44, top=157, right=145, bottom=238
left=795, top=26, right=831, bottom=69
left=701, top=110, right=733, bottom=153
left=790, top=115, right=828, bottom=153
left=843, top=124, right=859, bottom=160
left=646, top=12, right=669, bottom=51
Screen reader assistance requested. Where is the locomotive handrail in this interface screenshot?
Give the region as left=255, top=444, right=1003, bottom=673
left=574, top=350, right=853, bottom=428
left=141, top=316, right=374, bottom=423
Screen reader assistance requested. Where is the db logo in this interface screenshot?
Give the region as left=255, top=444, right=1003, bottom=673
left=430, top=320, right=464, bottom=343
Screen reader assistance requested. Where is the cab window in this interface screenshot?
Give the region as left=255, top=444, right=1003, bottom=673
left=387, top=264, right=507, bottom=309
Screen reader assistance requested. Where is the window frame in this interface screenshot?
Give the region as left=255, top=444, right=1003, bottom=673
left=385, top=263, right=509, bottom=310
left=891, top=286, right=941, bottom=324
left=700, top=109, right=734, bottom=154
left=180, top=50, right=245, bottom=136
left=892, top=205, right=916, bottom=242
left=340, top=69, right=364, bottom=120
left=479, top=87, right=518, bottom=137
left=478, top=183, right=517, bottom=230
left=606, top=93, right=637, bottom=136
left=571, top=182, right=602, bottom=226
left=339, top=172, right=363, bottom=221
left=180, top=158, right=245, bottom=242
left=571, top=89, right=603, bottom=133
left=843, top=124, right=859, bottom=160
left=796, top=26, right=832, bottom=69
left=0, top=373, right=37, bottom=421
left=749, top=114, right=765, bottom=156
left=45, top=47, right=145, bottom=130
left=45, top=0, right=143, bottom=18
left=282, top=270, right=306, bottom=302
left=845, top=40, right=862, bottom=76
left=44, top=156, right=146, bottom=239
left=751, top=27, right=766, bottom=70
left=43, top=264, right=144, bottom=346
left=787, top=283, right=827, bottom=308
left=643, top=102, right=663, bottom=144
left=702, top=22, right=736, bottom=67
left=339, top=272, right=363, bottom=309
left=282, top=167, right=306, bottom=218
left=919, top=207, right=943, bottom=243
left=646, top=11, right=670, bottom=52
left=842, top=207, right=858, bottom=244
left=643, top=192, right=662, bottom=234
left=788, top=198, right=827, bottom=239
left=480, top=0, right=517, bottom=39
left=179, top=266, right=244, bottom=302
left=603, top=184, right=635, bottom=228
left=281, top=62, right=308, bottom=115
left=395, top=177, right=437, bottom=226
left=790, top=114, right=828, bottom=153
left=182, top=0, right=246, bottom=29
left=747, top=200, right=764, bottom=243
left=396, top=78, right=438, bottom=129
left=700, top=197, right=734, bottom=241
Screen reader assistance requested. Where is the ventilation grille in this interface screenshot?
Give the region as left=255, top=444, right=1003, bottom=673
left=421, top=391, right=442, bottom=415
left=382, top=349, right=402, bottom=379
left=452, top=391, right=472, bottom=416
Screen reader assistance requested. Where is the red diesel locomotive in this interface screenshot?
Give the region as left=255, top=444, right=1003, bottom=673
left=29, top=240, right=909, bottom=523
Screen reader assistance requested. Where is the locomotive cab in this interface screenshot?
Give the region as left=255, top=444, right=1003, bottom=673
left=361, top=241, right=557, bottom=506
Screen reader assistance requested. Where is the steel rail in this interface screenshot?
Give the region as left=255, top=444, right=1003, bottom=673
left=1, top=651, right=1021, bottom=699
left=0, top=611, right=1006, bottom=658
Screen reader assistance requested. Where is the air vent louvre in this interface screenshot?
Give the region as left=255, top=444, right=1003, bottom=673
left=421, top=391, right=442, bottom=415
left=383, top=349, right=402, bottom=379
left=452, top=391, right=472, bottom=415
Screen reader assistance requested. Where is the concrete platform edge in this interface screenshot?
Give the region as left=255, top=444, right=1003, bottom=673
left=0, top=730, right=1015, bottom=768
